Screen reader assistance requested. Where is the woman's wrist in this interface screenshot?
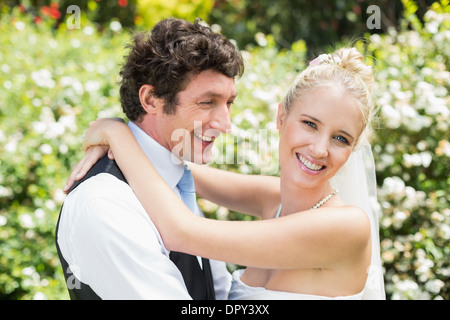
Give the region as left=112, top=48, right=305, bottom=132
left=83, top=118, right=129, bottom=151
left=105, top=121, right=132, bottom=151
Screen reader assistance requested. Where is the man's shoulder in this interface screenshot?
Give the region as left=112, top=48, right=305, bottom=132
left=60, top=172, right=146, bottom=225
left=65, top=172, right=131, bottom=202
left=59, top=172, right=163, bottom=250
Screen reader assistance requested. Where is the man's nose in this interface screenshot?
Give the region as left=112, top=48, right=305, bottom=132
left=209, top=103, right=232, bottom=133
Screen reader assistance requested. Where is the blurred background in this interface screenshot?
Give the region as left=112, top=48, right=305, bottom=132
left=0, top=0, right=448, bottom=300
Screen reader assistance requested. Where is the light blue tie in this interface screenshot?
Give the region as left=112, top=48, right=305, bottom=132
left=177, top=165, right=196, bottom=212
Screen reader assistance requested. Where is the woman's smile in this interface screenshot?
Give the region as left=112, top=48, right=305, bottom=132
left=296, top=153, right=326, bottom=175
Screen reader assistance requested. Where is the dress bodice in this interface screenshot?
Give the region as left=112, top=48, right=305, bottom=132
left=228, top=269, right=364, bottom=300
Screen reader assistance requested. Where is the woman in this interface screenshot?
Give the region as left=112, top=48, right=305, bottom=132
left=69, top=48, right=385, bottom=299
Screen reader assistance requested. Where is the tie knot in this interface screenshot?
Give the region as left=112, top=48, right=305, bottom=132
left=178, top=165, right=195, bottom=194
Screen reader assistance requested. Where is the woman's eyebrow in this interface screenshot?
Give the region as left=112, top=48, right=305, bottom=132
left=301, top=114, right=322, bottom=123
left=338, top=129, right=355, bottom=141
left=302, top=114, right=355, bottom=141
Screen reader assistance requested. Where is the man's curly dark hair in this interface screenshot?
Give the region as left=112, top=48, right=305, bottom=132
left=119, top=18, right=244, bottom=121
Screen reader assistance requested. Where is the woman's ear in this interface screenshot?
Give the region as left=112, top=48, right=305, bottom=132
left=139, top=84, right=163, bottom=115
left=276, top=103, right=286, bottom=130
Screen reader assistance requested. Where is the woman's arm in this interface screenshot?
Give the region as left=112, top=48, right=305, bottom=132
left=87, top=119, right=371, bottom=270
left=188, top=162, right=280, bottom=219
left=67, top=118, right=280, bottom=218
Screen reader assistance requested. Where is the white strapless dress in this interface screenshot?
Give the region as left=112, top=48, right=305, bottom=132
left=228, top=269, right=364, bottom=300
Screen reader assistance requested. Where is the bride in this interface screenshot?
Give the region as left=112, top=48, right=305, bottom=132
left=69, top=48, right=385, bottom=299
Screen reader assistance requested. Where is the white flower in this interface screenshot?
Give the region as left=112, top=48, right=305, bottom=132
left=381, top=104, right=401, bottom=129
left=5, top=140, right=17, bottom=153
left=440, top=223, right=450, bottom=240
left=40, top=144, right=53, bottom=155
left=394, top=210, right=407, bottom=222
left=255, top=32, right=268, bottom=47
left=32, top=121, right=47, bottom=134
left=110, top=21, right=122, bottom=32
left=84, top=80, right=100, bottom=92
left=33, top=292, right=47, bottom=300
left=425, top=280, right=445, bottom=294
left=3, top=80, right=12, bottom=90
left=396, top=279, right=419, bottom=293
left=19, top=214, right=35, bottom=228
left=71, top=38, right=81, bottom=48
left=389, top=80, right=402, bottom=92
left=0, top=215, right=7, bottom=226
left=253, top=89, right=278, bottom=104
left=60, top=76, right=74, bottom=87
left=425, top=21, right=439, bottom=34
left=14, top=21, right=25, bottom=31
left=31, top=69, right=55, bottom=89
left=1, top=64, right=11, bottom=73
left=83, top=26, right=94, bottom=36
left=382, top=176, right=405, bottom=195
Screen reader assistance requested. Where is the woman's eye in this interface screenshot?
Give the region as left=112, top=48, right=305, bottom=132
left=335, top=135, right=349, bottom=145
left=302, top=120, right=317, bottom=129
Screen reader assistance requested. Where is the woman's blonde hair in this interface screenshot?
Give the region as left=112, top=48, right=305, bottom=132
left=282, top=47, right=376, bottom=148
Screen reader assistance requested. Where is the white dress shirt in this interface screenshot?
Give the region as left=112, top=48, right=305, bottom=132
left=57, top=121, right=231, bottom=299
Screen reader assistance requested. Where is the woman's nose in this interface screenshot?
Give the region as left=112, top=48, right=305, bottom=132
left=309, top=136, right=329, bottom=159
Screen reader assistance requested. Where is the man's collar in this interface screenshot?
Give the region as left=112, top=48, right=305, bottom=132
left=128, top=121, right=184, bottom=189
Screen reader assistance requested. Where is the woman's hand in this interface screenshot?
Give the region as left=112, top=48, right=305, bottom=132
left=63, top=146, right=111, bottom=193
left=63, top=118, right=126, bottom=193
left=83, top=118, right=126, bottom=151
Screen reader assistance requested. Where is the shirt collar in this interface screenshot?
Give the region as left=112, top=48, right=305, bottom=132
left=128, top=121, right=184, bottom=190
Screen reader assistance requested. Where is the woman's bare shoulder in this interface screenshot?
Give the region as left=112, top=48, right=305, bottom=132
left=332, top=205, right=371, bottom=246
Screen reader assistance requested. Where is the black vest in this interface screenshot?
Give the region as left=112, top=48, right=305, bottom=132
left=55, top=155, right=216, bottom=300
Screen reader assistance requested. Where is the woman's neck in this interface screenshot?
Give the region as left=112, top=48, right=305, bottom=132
left=279, top=178, right=334, bottom=216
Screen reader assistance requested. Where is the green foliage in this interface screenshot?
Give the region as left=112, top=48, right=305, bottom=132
left=136, top=0, right=214, bottom=28
left=365, top=0, right=450, bottom=299
left=0, top=9, right=127, bottom=299
left=0, top=2, right=448, bottom=300
left=209, top=0, right=436, bottom=55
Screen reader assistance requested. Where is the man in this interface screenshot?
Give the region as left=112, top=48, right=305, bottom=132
left=56, top=18, right=244, bottom=299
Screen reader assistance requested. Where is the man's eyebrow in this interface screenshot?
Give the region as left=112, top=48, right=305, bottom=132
left=199, top=91, right=237, bottom=99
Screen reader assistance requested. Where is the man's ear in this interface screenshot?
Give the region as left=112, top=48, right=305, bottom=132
left=276, top=103, right=286, bottom=130
left=139, top=84, right=163, bottom=115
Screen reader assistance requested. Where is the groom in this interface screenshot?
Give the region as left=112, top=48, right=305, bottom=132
left=56, top=18, right=244, bottom=299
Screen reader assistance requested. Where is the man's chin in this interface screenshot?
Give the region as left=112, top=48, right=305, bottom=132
left=172, top=150, right=213, bottom=165
left=191, top=152, right=212, bottom=165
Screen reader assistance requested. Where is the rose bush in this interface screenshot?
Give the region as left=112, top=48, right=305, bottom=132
left=0, top=3, right=447, bottom=299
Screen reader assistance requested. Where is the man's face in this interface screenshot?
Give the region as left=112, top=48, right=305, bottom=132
left=156, top=69, right=237, bottom=164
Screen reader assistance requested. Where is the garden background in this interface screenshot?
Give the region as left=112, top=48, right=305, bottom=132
left=0, top=0, right=448, bottom=300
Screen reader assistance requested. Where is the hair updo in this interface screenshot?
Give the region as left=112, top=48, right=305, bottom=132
left=282, top=47, right=376, bottom=148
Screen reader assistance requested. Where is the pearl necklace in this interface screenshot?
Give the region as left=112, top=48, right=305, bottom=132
left=275, top=189, right=338, bottom=218
left=310, top=189, right=338, bottom=209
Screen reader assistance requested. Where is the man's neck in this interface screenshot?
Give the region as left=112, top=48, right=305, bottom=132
left=133, top=119, right=166, bottom=150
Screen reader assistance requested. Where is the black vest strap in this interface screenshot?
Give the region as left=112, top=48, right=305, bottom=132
left=55, top=155, right=215, bottom=300
left=169, top=252, right=215, bottom=300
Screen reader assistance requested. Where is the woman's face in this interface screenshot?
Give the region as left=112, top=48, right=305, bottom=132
left=277, top=86, right=364, bottom=191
